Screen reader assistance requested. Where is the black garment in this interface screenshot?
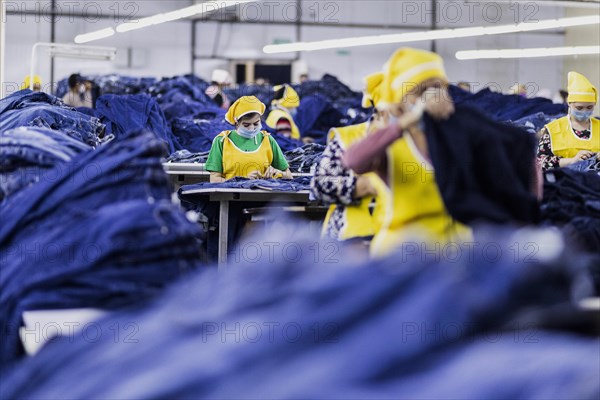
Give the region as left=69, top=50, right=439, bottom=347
left=423, top=105, right=539, bottom=225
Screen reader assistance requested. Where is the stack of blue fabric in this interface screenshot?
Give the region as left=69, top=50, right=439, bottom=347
left=55, top=74, right=158, bottom=98
left=0, top=123, right=205, bottom=368
left=0, top=90, right=104, bottom=146
left=1, top=225, right=597, bottom=399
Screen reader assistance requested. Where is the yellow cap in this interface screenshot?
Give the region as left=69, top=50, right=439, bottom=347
left=225, top=96, right=266, bottom=125
left=21, top=75, right=42, bottom=90
left=272, top=84, right=300, bottom=109
left=379, top=48, right=447, bottom=107
left=362, top=72, right=384, bottom=108
left=567, top=71, right=597, bottom=103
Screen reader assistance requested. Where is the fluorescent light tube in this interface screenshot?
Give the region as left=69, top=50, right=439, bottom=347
left=74, top=28, right=115, bottom=44
left=456, top=46, right=600, bottom=60
left=263, top=15, right=600, bottom=53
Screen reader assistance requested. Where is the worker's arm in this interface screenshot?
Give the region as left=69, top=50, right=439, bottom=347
left=209, top=172, right=226, bottom=183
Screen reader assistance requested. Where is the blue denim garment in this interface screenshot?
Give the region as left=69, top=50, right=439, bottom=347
left=507, top=112, right=566, bottom=135
left=0, top=90, right=103, bottom=146
left=1, top=226, right=597, bottom=399
left=95, top=94, right=177, bottom=153
left=568, top=155, right=600, bottom=173
left=285, top=143, right=325, bottom=173
left=0, top=127, right=92, bottom=201
left=179, top=176, right=311, bottom=195
left=170, top=113, right=230, bottom=152
left=0, top=129, right=205, bottom=368
left=449, top=86, right=568, bottom=122
left=423, top=105, right=539, bottom=225
left=166, top=150, right=210, bottom=163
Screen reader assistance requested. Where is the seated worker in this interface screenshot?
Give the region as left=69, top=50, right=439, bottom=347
left=62, top=74, right=93, bottom=108
left=266, top=84, right=301, bottom=140
left=21, top=75, right=42, bottom=91
left=537, top=71, right=599, bottom=171
left=205, top=69, right=232, bottom=110
left=205, top=96, right=292, bottom=183
left=311, top=72, right=389, bottom=249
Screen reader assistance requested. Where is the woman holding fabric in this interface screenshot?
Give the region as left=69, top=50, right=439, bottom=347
left=343, top=48, right=539, bottom=258
left=205, top=96, right=292, bottom=183
left=311, top=72, right=389, bottom=245
left=537, top=72, right=599, bottom=171
left=266, top=84, right=302, bottom=140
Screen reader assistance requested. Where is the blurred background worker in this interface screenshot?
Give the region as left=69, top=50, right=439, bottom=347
left=537, top=71, right=599, bottom=170
left=205, top=69, right=232, bottom=109
left=266, top=84, right=301, bottom=140
left=21, top=75, right=42, bottom=92
left=62, top=74, right=93, bottom=108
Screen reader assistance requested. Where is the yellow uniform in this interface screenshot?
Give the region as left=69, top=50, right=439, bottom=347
left=370, top=134, right=472, bottom=257
left=218, top=130, right=274, bottom=180
left=545, top=116, right=600, bottom=159
left=321, top=122, right=390, bottom=240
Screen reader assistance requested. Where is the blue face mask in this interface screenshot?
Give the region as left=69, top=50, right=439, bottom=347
left=571, top=109, right=594, bottom=122
left=237, top=123, right=262, bottom=139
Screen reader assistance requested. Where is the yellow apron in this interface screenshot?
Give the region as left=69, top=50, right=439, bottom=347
left=219, top=130, right=274, bottom=180
left=266, top=108, right=301, bottom=140
left=546, top=116, right=600, bottom=159
left=370, top=134, right=471, bottom=258
left=321, top=123, right=390, bottom=240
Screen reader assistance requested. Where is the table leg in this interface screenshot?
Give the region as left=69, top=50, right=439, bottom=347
left=218, top=199, right=229, bottom=269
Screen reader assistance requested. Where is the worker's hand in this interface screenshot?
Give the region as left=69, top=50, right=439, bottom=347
left=573, top=150, right=595, bottom=162
left=262, top=166, right=283, bottom=179
left=354, top=176, right=378, bottom=199
left=422, top=87, right=454, bottom=121
left=302, top=137, right=315, bottom=144
left=248, top=170, right=262, bottom=179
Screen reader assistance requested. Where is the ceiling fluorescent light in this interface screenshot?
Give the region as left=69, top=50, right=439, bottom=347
left=456, top=46, right=600, bottom=60
left=74, top=28, right=115, bottom=44
left=493, top=0, right=600, bottom=9
left=115, top=0, right=253, bottom=33
left=263, top=15, right=600, bottom=54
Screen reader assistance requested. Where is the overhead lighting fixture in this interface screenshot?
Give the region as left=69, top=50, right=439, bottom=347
left=456, top=45, right=600, bottom=60
left=74, top=28, right=115, bottom=44
left=115, top=0, right=252, bottom=33
left=263, top=15, right=600, bottom=54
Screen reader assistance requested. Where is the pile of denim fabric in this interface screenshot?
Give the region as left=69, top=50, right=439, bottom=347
left=449, top=86, right=567, bottom=132
left=1, top=224, right=598, bottom=399
left=0, top=90, right=104, bottom=146
left=55, top=74, right=158, bottom=98
left=541, top=168, right=600, bottom=254
left=0, top=89, right=205, bottom=368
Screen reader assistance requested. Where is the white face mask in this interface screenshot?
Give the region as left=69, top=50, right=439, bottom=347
left=237, top=122, right=262, bottom=139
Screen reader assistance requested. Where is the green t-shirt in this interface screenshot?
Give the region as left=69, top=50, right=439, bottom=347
left=205, top=130, right=289, bottom=174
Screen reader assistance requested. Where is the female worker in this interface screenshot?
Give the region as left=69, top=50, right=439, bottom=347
left=266, top=84, right=301, bottom=140
left=343, top=48, right=472, bottom=257
left=537, top=71, right=599, bottom=171
left=311, top=72, right=389, bottom=247
left=205, top=96, right=292, bottom=183
left=345, top=48, right=540, bottom=258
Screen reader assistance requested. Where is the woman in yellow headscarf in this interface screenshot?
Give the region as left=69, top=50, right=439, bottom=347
left=266, top=84, right=301, bottom=140
left=343, top=48, right=471, bottom=258
left=311, top=72, right=389, bottom=246
left=205, top=96, right=292, bottom=183
left=537, top=71, right=599, bottom=171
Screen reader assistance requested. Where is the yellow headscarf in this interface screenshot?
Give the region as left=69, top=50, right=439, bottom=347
left=362, top=72, right=384, bottom=108
left=272, top=84, right=300, bottom=109
left=379, top=48, right=447, bottom=107
left=567, top=71, right=597, bottom=103
left=225, top=96, right=266, bottom=125
left=21, top=75, right=42, bottom=90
